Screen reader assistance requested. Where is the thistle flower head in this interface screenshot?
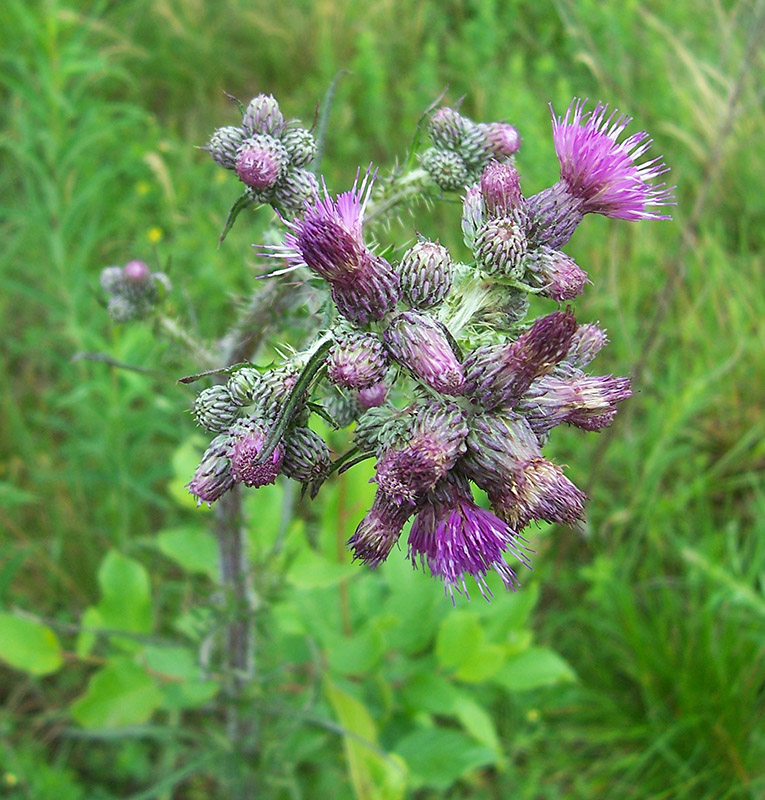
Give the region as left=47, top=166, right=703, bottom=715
left=565, top=323, right=608, bottom=368
left=357, top=382, right=388, bottom=409
left=280, top=126, right=317, bottom=168
left=347, top=490, right=415, bottom=568
left=551, top=98, right=674, bottom=220
left=281, top=426, right=331, bottom=493
left=206, top=125, right=246, bottom=170
left=227, top=420, right=283, bottom=488
left=328, top=327, right=388, bottom=390
left=242, top=94, right=285, bottom=137
left=421, top=147, right=471, bottom=192
left=399, top=239, right=454, bottom=309
left=480, top=161, right=524, bottom=217
left=478, top=122, right=522, bottom=158
left=193, top=385, right=240, bottom=432
left=524, top=246, right=589, bottom=302
left=383, top=310, right=465, bottom=396
left=236, top=134, right=288, bottom=190
left=123, top=259, right=151, bottom=284
left=407, top=478, right=530, bottom=601
left=188, top=433, right=235, bottom=505
left=473, top=216, right=528, bottom=279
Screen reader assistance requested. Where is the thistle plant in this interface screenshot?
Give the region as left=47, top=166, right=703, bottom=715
left=178, top=92, right=674, bottom=602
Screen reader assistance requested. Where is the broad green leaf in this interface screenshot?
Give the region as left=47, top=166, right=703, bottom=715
left=71, top=659, right=162, bottom=728
left=492, top=646, right=576, bottom=692
left=435, top=612, right=482, bottom=671
left=400, top=673, right=461, bottom=715
left=154, top=526, right=218, bottom=579
left=455, top=641, right=505, bottom=682
left=143, top=645, right=198, bottom=679
left=452, top=695, right=502, bottom=753
left=96, top=551, right=153, bottom=635
left=393, top=728, right=497, bottom=790
left=325, top=625, right=386, bottom=676
left=286, top=546, right=357, bottom=589
left=76, top=606, right=103, bottom=658
left=161, top=680, right=219, bottom=710
left=480, top=582, right=539, bottom=640
left=325, top=678, right=407, bottom=800
left=0, top=612, right=63, bottom=675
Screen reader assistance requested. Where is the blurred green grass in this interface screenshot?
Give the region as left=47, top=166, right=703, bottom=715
left=1, top=0, right=763, bottom=797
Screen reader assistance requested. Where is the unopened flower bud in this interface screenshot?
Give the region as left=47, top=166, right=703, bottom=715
left=281, top=127, right=317, bottom=168
left=464, top=310, right=577, bottom=409
left=100, top=266, right=124, bottom=294
left=383, top=310, right=465, bottom=396
left=123, top=259, right=151, bottom=284
left=477, top=122, right=521, bottom=158
left=565, top=324, right=608, bottom=368
left=187, top=433, right=235, bottom=504
left=242, top=94, right=285, bottom=137
left=429, top=108, right=490, bottom=168
left=281, top=426, right=331, bottom=488
left=461, top=185, right=486, bottom=246
left=328, top=327, right=388, bottom=390
left=228, top=420, right=283, bottom=488
left=207, top=125, right=245, bottom=169
left=329, top=254, right=401, bottom=324
left=399, top=239, right=454, bottom=309
left=421, top=147, right=471, bottom=192
left=272, top=168, right=319, bottom=213
left=524, top=245, right=588, bottom=301
left=353, top=405, right=411, bottom=455
left=358, top=382, right=387, bottom=409
left=480, top=162, right=524, bottom=217
left=236, top=134, right=288, bottom=190
left=473, top=216, right=528, bottom=279
left=252, top=364, right=301, bottom=421
left=347, top=490, right=415, bottom=568
left=462, top=412, right=542, bottom=482
left=227, top=367, right=263, bottom=407
left=193, top=385, right=240, bottom=432
left=106, top=295, right=139, bottom=322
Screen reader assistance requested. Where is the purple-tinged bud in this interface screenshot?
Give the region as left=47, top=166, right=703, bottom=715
left=347, top=490, right=415, bottom=568
left=227, top=367, right=263, bottom=407
left=525, top=182, right=585, bottom=249
left=353, top=405, right=412, bottom=455
left=565, top=324, right=608, bottom=368
left=357, top=382, right=387, bottom=409
left=272, top=168, right=319, bottom=213
left=252, top=364, right=301, bottom=421
left=399, top=239, right=454, bottom=309
left=329, top=254, right=401, bottom=324
left=462, top=412, right=542, bottom=482
left=477, top=122, right=521, bottom=158
left=374, top=403, right=468, bottom=505
left=193, top=385, right=240, bottom=432
left=227, top=420, right=283, bottom=488
left=429, top=107, right=474, bottom=151
left=524, top=245, right=588, bottom=301
left=519, top=372, right=632, bottom=435
left=487, top=458, right=586, bottom=530
left=123, top=259, right=151, bottom=284
left=188, top=433, right=235, bottom=505
left=464, top=310, right=577, bottom=409
left=235, top=134, right=288, bottom=190
left=383, top=310, right=465, bottom=396
left=281, top=426, right=331, bottom=489
left=100, top=266, right=124, bottom=294
left=328, top=327, right=388, bottom=390
left=280, top=127, right=317, bottom=168
left=421, top=147, right=471, bottom=192
left=407, top=477, right=529, bottom=601
left=480, top=162, right=524, bottom=217
left=473, top=216, right=528, bottom=279
left=242, top=94, right=285, bottom=137
left=206, top=125, right=246, bottom=170
left=461, top=184, right=486, bottom=246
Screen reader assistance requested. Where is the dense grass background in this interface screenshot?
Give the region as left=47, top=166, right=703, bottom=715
left=1, top=0, right=763, bottom=798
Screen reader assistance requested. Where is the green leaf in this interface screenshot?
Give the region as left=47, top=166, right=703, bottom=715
left=0, top=612, right=63, bottom=675
left=325, top=678, right=407, bottom=800
left=76, top=606, right=103, bottom=658
left=218, top=190, right=254, bottom=245
left=160, top=680, right=219, bottom=710
left=71, top=659, right=162, bottom=728
left=96, top=551, right=153, bottom=636
left=454, top=641, right=505, bottom=682
left=492, top=646, right=576, bottom=692
left=393, top=728, right=497, bottom=790
left=286, top=546, right=357, bottom=590
left=154, top=527, right=218, bottom=579
left=325, top=625, right=386, bottom=676
left=452, top=695, right=502, bottom=754
left=435, top=611, right=482, bottom=671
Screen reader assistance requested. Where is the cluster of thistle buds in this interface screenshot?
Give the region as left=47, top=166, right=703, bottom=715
left=204, top=93, right=319, bottom=215
left=100, top=260, right=170, bottom=322
left=188, top=95, right=673, bottom=600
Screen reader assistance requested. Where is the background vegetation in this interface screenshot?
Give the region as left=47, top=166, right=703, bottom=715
left=1, top=0, right=763, bottom=797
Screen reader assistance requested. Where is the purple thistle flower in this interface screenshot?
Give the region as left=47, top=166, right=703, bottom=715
left=347, top=490, right=416, bottom=568
left=464, top=310, right=577, bottom=409
left=486, top=458, right=587, bottom=531
left=358, top=381, right=388, bottom=409
left=227, top=421, right=283, bottom=488
left=550, top=99, right=674, bottom=220
left=374, top=403, right=468, bottom=505
left=328, top=327, right=388, bottom=390
left=480, top=161, right=524, bottom=218
left=123, top=259, right=151, bottom=284
left=564, top=323, right=608, bottom=368
left=407, top=478, right=530, bottom=601
left=525, top=245, right=589, bottom=302
left=477, top=122, right=522, bottom=158
left=519, top=372, right=633, bottom=435
left=261, top=169, right=401, bottom=323
left=235, top=134, right=288, bottom=190
left=383, top=310, right=465, bottom=395
left=188, top=433, right=235, bottom=505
